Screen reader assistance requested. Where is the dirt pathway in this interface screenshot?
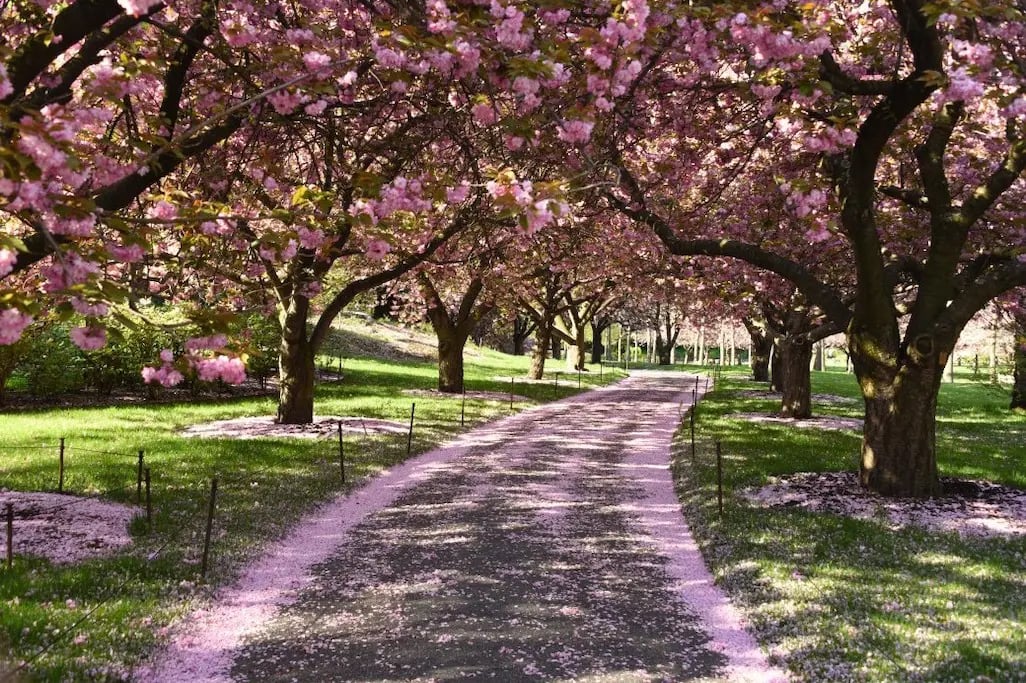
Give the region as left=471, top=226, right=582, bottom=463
left=139, top=371, right=783, bottom=682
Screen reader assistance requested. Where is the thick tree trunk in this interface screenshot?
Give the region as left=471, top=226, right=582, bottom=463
left=769, top=343, right=783, bottom=392
left=278, top=303, right=316, bottom=424
left=551, top=335, right=561, bottom=361
left=437, top=329, right=467, bottom=394
left=750, top=330, right=772, bottom=382
left=777, top=337, right=812, bottom=419
left=851, top=333, right=944, bottom=498
left=1011, top=336, right=1026, bottom=410
left=573, top=326, right=587, bottom=371
left=531, top=324, right=551, bottom=380
left=590, top=321, right=606, bottom=364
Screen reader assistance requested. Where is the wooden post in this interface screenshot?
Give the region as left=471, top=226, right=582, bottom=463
left=338, top=422, right=346, bottom=484
left=461, top=386, right=466, bottom=427
left=5, top=503, right=12, bottom=570
left=406, top=403, right=416, bottom=455
left=137, top=450, right=144, bottom=504
left=690, top=404, right=696, bottom=461
left=554, top=372, right=559, bottom=397
left=578, top=367, right=582, bottom=389
left=510, top=377, right=515, bottom=411
left=716, top=441, right=724, bottom=517
left=201, top=477, right=218, bottom=580
left=58, top=437, right=65, bottom=494
left=144, top=467, right=152, bottom=530
left=599, top=361, right=603, bottom=380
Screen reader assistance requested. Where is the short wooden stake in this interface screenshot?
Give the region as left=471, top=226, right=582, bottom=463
left=406, top=403, right=416, bottom=455
left=200, top=477, right=218, bottom=579
left=554, top=372, right=559, bottom=397
left=460, top=386, right=466, bottom=427
left=716, top=441, right=724, bottom=517
left=510, top=377, right=515, bottom=411
left=690, top=405, right=696, bottom=461
left=58, top=438, right=65, bottom=494
left=136, top=450, right=145, bottom=504
left=144, top=467, right=152, bottom=530
left=578, top=367, right=582, bottom=389
left=599, top=362, right=603, bottom=380
left=5, top=503, right=12, bottom=570
left=338, top=422, right=346, bottom=484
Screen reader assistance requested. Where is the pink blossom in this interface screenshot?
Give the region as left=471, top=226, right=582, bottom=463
left=0, top=64, right=12, bottom=100
left=148, top=200, right=178, bottom=221
left=195, top=355, right=247, bottom=384
left=297, top=227, right=326, bottom=250
left=0, top=308, right=33, bottom=345
left=160, top=349, right=174, bottom=363
left=366, top=238, right=392, bottom=261
left=302, top=51, right=332, bottom=73
left=108, top=242, right=145, bottom=263
left=117, top=0, right=162, bottom=16
left=267, top=90, right=304, bottom=115
left=304, top=100, right=328, bottom=116
left=471, top=102, right=496, bottom=126
left=185, top=334, right=228, bottom=352
left=445, top=182, right=471, bottom=204
left=0, top=249, right=16, bottom=278
left=70, top=298, right=109, bottom=316
left=557, top=119, right=594, bottom=144
left=70, top=326, right=107, bottom=351
left=142, top=364, right=184, bottom=387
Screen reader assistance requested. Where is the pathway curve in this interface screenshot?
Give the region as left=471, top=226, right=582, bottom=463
left=140, top=371, right=784, bottom=682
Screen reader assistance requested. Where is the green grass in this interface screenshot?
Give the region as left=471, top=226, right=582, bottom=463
left=675, top=367, right=1026, bottom=682
left=0, top=339, right=625, bottom=682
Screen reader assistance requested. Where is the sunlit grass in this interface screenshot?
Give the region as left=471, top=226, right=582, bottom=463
left=0, top=338, right=625, bottom=682
left=675, top=367, right=1026, bottom=681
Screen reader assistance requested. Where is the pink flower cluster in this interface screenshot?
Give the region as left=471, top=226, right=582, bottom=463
left=366, top=238, right=392, bottom=261
left=70, top=326, right=107, bottom=351
left=0, top=308, right=33, bottom=346
left=557, top=119, right=594, bottom=145
left=490, top=1, right=532, bottom=51
left=195, top=355, right=247, bottom=384
left=141, top=355, right=184, bottom=387
left=185, top=334, right=229, bottom=352
left=0, top=249, right=16, bottom=278
left=117, top=0, right=162, bottom=17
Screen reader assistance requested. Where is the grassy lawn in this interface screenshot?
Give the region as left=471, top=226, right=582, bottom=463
left=675, top=366, right=1026, bottom=681
left=0, top=336, right=625, bottom=682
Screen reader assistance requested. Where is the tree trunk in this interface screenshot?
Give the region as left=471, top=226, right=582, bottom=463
left=750, top=330, right=772, bottom=382
left=551, top=335, right=561, bottom=361
left=573, top=326, right=587, bottom=371
left=1012, top=335, right=1026, bottom=410
left=278, top=299, right=316, bottom=424
left=778, top=337, right=812, bottom=419
left=769, top=343, right=783, bottom=392
left=531, top=324, right=551, bottom=380
left=850, top=333, right=945, bottom=498
left=437, top=329, right=467, bottom=394
left=590, top=321, right=607, bottom=364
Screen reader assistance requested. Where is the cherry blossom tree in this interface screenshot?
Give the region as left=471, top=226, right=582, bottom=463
left=576, top=0, right=1026, bottom=497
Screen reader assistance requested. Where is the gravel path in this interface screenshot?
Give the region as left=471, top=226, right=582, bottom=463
left=140, top=371, right=783, bottom=682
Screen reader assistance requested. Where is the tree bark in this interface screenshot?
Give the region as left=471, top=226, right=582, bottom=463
left=850, top=331, right=945, bottom=498
left=748, top=326, right=772, bottom=382
left=437, top=329, right=467, bottom=394
left=769, top=342, right=783, bottom=392
left=531, top=323, right=552, bottom=380
left=590, top=321, right=607, bottom=364
left=777, top=337, right=812, bottom=419
left=278, top=297, right=316, bottom=424
left=512, top=315, right=532, bottom=355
